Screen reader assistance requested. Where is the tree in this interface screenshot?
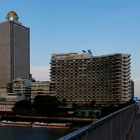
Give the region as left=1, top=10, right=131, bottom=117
left=61, top=98, right=67, bottom=106
left=33, top=95, right=60, bottom=116
left=12, top=100, right=31, bottom=115
left=90, top=99, right=96, bottom=107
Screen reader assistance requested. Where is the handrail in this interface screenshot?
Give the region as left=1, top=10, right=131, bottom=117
left=58, top=103, right=136, bottom=140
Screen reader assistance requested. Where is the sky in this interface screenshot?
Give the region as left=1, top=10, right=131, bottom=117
left=0, top=0, right=140, bottom=96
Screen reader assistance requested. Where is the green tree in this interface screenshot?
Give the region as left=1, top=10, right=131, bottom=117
left=33, top=95, right=59, bottom=116
left=12, top=100, right=31, bottom=115
left=61, top=98, right=67, bottom=106
left=90, top=99, right=96, bottom=107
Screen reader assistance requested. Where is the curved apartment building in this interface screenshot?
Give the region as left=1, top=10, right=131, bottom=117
left=50, top=52, right=131, bottom=106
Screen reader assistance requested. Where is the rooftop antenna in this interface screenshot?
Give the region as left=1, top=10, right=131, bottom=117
left=82, top=50, right=86, bottom=53
left=88, top=49, right=93, bottom=57
left=88, top=50, right=92, bottom=53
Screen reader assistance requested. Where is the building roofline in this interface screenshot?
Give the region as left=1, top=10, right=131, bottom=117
left=51, top=52, right=131, bottom=60
left=0, top=21, right=29, bottom=30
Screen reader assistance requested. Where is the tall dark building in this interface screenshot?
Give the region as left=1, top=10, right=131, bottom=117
left=130, top=80, right=134, bottom=99
left=0, top=11, right=30, bottom=87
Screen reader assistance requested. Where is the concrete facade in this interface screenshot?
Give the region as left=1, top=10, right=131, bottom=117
left=50, top=52, right=131, bottom=106
left=31, top=81, right=50, bottom=99
left=130, top=80, right=134, bottom=99
left=0, top=16, right=30, bottom=88
left=8, top=78, right=50, bottom=101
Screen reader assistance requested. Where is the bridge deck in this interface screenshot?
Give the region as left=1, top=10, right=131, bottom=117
left=132, top=114, right=140, bottom=140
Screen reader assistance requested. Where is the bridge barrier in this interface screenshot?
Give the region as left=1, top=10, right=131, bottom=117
left=58, top=103, right=136, bottom=140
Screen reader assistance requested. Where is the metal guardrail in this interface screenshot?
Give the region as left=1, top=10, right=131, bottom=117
left=58, top=103, right=136, bottom=140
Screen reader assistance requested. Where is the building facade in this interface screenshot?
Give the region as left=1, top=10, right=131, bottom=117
left=130, top=80, right=134, bottom=99
left=31, top=81, right=50, bottom=100
left=0, top=11, right=30, bottom=88
left=50, top=52, right=131, bottom=106
left=6, top=78, right=50, bottom=101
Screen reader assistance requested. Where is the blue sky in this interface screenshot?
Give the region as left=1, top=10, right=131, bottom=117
left=0, top=0, right=140, bottom=96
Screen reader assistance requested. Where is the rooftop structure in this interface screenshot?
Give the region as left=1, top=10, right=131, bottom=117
left=6, top=11, right=19, bottom=22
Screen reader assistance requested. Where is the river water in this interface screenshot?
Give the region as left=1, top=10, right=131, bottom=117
left=0, top=126, right=73, bottom=140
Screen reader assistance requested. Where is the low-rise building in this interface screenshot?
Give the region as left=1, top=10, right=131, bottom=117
left=31, top=81, right=50, bottom=100
left=7, top=78, right=50, bottom=101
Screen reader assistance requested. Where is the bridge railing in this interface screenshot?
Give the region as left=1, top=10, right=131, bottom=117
left=58, top=103, right=137, bottom=140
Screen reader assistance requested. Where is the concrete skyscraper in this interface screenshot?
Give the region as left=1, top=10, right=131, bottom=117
left=0, top=11, right=30, bottom=88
